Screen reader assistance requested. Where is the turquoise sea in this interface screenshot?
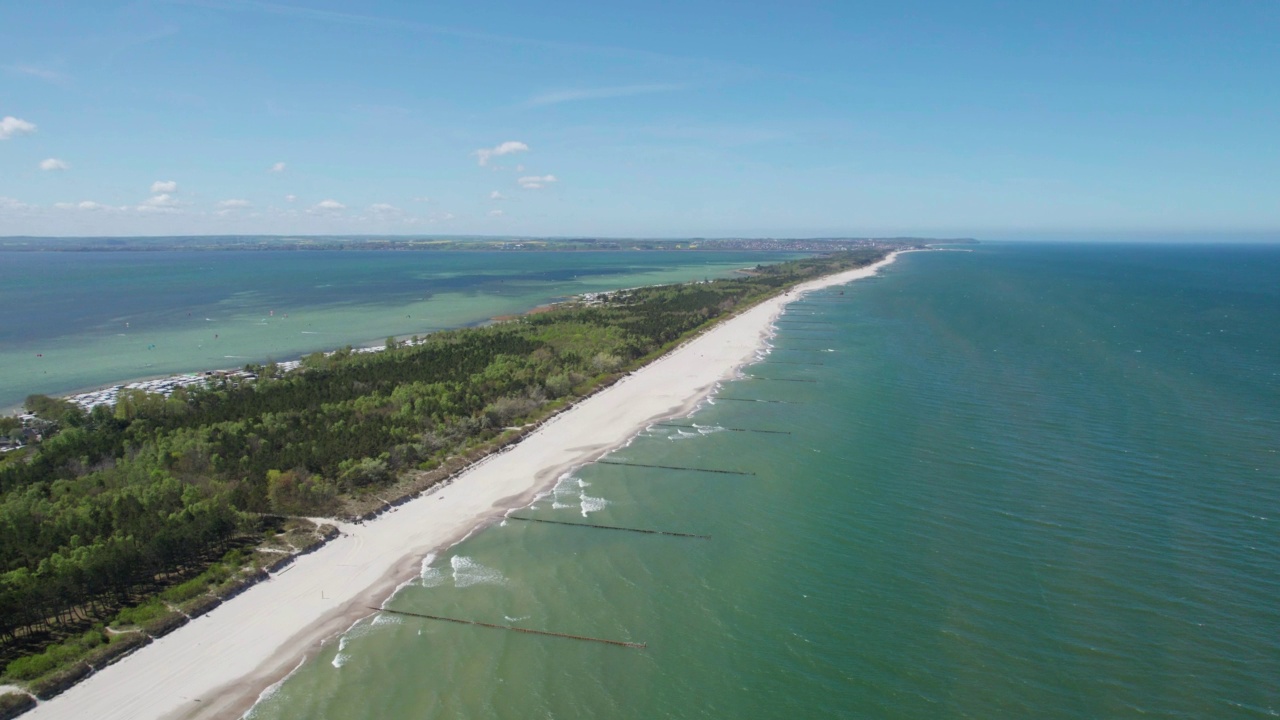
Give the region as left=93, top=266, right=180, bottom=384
left=0, top=250, right=797, bottom=411
left=242, top=243, right=1279, bottom=719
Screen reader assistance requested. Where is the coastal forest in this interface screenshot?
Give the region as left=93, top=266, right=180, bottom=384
left=0, top=249, right=887, bottom=699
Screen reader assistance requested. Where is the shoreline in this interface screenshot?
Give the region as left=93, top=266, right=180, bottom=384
left=23, top=251, right=903, bottom=720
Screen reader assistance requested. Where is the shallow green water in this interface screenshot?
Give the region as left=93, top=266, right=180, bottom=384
left=247, top=243, right=1279, bottom=719
left=0, top=250, right=795, bottom=409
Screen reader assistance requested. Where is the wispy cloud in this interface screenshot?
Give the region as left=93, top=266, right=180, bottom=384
left=217, top=198, right=251, bottom=208
left=151, top=180, right=178, bottom=193
left=526, top=83, right=685, bottom=108
left=488, top=209, right=505, bottom=217
left=5, top=64, right=67, bottom=83
left=0, top=116, right=37, bottom=140
left=269, top=161, right=286, bottom=173
left=40, top=158, right=70, bottom=171
left=518, top=174, right=557, bottom=190
left=476, top=140, right=529, bottom=166
left=489, top=191, right=506, bottom=201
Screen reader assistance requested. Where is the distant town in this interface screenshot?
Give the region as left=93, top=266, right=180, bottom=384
left=0, top=235, right=975, bottom=253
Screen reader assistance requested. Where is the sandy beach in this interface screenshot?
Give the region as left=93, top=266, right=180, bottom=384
left=24, top=252, right=900, bottom=720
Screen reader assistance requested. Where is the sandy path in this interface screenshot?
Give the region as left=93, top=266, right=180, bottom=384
left=26, top=252, right=900, bottom=720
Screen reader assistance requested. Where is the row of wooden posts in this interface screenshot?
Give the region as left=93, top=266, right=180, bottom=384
left=386, top=292, right=849, bottom=649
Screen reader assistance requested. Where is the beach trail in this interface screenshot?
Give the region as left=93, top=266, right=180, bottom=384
left=24, top=253, right=900, bottom=720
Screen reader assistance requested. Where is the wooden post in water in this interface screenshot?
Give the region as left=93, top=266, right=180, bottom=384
left=654, top=423, right=791, bottom=435
left=374, top=607, right=646, bottom=649
left=506, top=516, right=710, bottom=539
left=597, top=460, right=754, bottom=476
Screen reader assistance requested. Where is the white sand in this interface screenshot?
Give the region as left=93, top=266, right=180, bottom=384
left=26, top=252, right=900, bottom=720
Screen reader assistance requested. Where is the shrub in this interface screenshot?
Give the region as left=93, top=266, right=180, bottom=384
left=28, top=663, right=92, bottom=700
left=0, top=692, right=36, bottom=720
left=112, top=598, right=169, bottom=628
left=3, top=628, right=105, bottom=681
left=160, top=577, right=209, bottom=604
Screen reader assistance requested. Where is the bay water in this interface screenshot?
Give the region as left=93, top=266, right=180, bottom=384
left=0, top=250, right=796, bottom=411
left=242, top=242, right=1279, bottom=719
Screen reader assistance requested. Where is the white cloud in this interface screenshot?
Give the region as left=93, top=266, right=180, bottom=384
left=488, top=209, right=505, bottom=217
left=515, top=164, right=525, bottom=172
left=139, top=194, right=180, bottom=212
left=217, top=199, right=251, bottom=209
left=309, top=199, right=346, bottom=213
left=489, top=191, right=506, bottom=201
left=40, top=158, right=69, bottom=171
left=370, top=203, right=400, bottom=215
left=150, top=180, right=178, bottom=193
left=518, top=174, right=557, bottom=190
left=475, top=140, right=528, bottom=166
left=0, top=197, right=31, bottom=211
left=0, top=116, right=37, bottom=140
left=526, top=83, right=684, bottom=107
left=411, top=196, right=432, bottom=203
left=269, top=162, right=286, bottom=173
left=284, top=194, right=297, bottom=202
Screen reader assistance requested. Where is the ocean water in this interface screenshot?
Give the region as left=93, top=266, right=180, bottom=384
left=237, top=243, right=1275, bottom=719
left=0, top=250, right=797, bottom=410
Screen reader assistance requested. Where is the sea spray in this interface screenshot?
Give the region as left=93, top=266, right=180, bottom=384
left=449, top=556, right=506, bottom=588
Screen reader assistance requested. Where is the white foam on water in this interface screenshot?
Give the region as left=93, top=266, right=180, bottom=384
left=503, top=615, right=531, bottom=623
left=331, top=652, right=349, bottom=669
left=371, top=613, right=403, bottom=627
left=450, top=555, right=507, bottom=588
left=551, top=472, right=582, bottom=508
left=419, top=553, right=446, bottom=588
left=580, top=494, right=608, bottom=516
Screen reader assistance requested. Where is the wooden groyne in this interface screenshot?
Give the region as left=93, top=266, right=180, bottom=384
left=760, top=360, right=824, bottom=366
left=374, top=608, right=646, bottom=649
left=715, top=397, right=803, bottom=404
left=775, top=320, right=834, bottom=325
left=597, top=460, right=754, bottom=476
left=748, top=377, right=818, bottom=383
left=506, top=516, right=711, bottom=539
left=653, top=423, right=790, bottom=435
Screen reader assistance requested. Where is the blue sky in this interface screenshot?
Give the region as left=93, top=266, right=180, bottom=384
left=1, top=0, right=1277, bottom=239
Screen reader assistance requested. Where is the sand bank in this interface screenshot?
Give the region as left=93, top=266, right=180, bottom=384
left=26, top=252, right=901, bottom=720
